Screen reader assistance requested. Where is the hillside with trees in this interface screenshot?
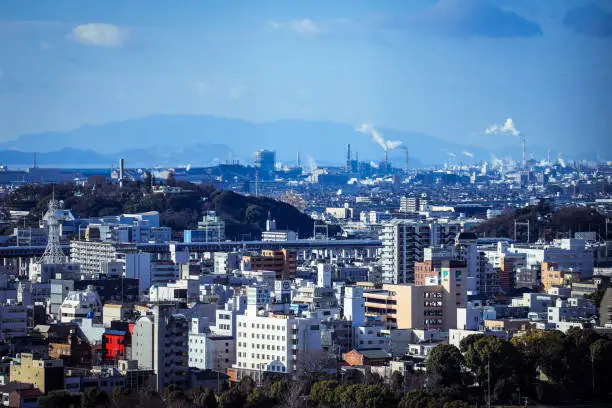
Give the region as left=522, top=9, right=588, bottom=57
left=1, top=179, right=318, bottom=240
left=472, top=201, right=607, bottom=242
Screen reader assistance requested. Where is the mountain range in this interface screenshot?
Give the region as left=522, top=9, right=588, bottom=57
left=0, top=114, right=567, bottom=168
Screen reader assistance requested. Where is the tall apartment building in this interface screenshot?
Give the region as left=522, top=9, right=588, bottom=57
left=254, top=150, right=276, bottom=175
left=132, top=306, right=189, bottom=392
left=70, top=241, right=137, bottom=276
left=242, top=249, right=297, bottom=280
left=380, top=220, right=431, bottom=283
left=363, top=260, right=467, bottom=331
left=399, top=196, right=428, bottom=213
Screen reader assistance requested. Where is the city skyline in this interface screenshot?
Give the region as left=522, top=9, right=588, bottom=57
left=1, top=0, right=611, bottom=157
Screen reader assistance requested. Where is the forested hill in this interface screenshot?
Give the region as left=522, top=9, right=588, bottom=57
left=471, top=202, right=607, bottom=242
left=2, top=181, right=316, bottom=240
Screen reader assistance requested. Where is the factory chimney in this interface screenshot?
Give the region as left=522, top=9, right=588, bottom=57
left=346, top=144, right=351, bottom=171
left=119, top=158, right=125, bottom=188
left=404, top=148, right=409, bottom=173
left=384, top=150, right=389, bottom=173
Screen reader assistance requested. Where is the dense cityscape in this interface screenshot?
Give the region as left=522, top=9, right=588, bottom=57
left=2, top=1, right=612, bottom=407
left=0, top=148, right=608, bottom=408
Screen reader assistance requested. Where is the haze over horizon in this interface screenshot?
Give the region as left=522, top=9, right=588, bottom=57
left=1, top=0, right=611, bottom=157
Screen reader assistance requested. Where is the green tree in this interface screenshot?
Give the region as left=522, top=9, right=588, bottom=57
left=426, top=345, right=466, bottom=390
left=38, top=390, right=81, bottom=408
left=164, top=383, right=188, bottom=406
left=354, top=385, right=394, bottom=408
left=464, top=336, right=526, bottom=403
left=238, top=376, right=256, bottom=396
left=246, top=388, right=272, bottom=408
left=82, top=388, right=110, bottom=408
left=443, top=401, right=469, bottom=408
left=398, top=390, right=434, bottom=408
left=310, top=380, right=339, bottom=407
left=112, top=387, right=137, bottom=408
left=136, top=388, right=165, bottom=408
left=390, top=371, right=405, bottom=393
left=458, top=333, right=484, bottom=353
left=511, top=329, right=565, bottom=384
left=190, top=387, right=218, bottom=408
left=218, top=387, right=246, bottom=408
left=591, top=338, right=612, bottom=396
left=269, top=379, right=290, bottom=402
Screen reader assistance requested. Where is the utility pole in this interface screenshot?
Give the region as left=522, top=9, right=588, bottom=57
left=591, top=347, right=595, bottom=396
left=487, top=359, right=491, bottom=408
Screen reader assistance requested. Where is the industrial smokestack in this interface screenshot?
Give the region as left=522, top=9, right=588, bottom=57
left=404, top=148, right=409, bottom=173
left=119, top=158, right=125, bottom=188
left=385, top=150, right=388, bottom=172
left=346, top=144, right=351, bottom=171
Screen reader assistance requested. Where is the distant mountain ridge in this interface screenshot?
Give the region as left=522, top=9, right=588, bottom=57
left=0, top=114, right=564, bottom=167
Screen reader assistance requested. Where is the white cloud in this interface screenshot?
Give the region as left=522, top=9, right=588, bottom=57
left=268, top=18, right=325, bottom=36
left=39, top=41, right=52, bottom=50
left=462, top=151, right=474, bottom=158
left=71, top=23, right=126, bottom=47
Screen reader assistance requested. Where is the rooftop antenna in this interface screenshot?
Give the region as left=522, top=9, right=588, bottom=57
left=33, top=152, right=37, bottom=169
left=39, top=186, right=66, bottom=264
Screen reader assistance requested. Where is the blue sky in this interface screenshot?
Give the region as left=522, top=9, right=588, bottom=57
left=0, top=0, right=611, bottom=155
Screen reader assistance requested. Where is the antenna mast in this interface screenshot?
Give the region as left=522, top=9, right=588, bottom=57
left=39, top=190, right=66, bottom=264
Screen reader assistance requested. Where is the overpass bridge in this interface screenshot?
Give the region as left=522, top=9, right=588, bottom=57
left=0, top=239, right=382, bottom=269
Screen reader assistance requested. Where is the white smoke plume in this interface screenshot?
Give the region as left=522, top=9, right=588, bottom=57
left=462, top=151, right=474, bottom=158
left=370, top=161, right=379, bottom=169
left=490, top=155, right=503, bottom=168
left=484, top=118, right=520, bottom=137
left=356, top=124, right=402, bottom=151
left=186, top=164, right=192, bottom=172
left=307, top=156, right=317, bottom=171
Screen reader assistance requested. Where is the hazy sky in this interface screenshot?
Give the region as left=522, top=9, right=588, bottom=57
left=1, top=0, right=611, bottom=154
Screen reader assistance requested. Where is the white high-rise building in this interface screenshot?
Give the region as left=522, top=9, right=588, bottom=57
left=343, top=286, right=364, bottom=327
left=232, top=307, right=322, bottom=382
left=317, top=263, right=332, bottom=288
left=380, top=220, right=431, bottom=283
